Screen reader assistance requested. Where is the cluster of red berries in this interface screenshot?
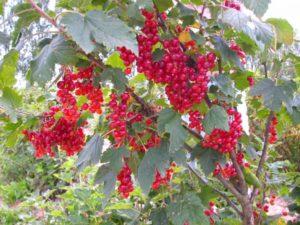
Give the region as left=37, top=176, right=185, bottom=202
left=204, top=201, right=216, bottom=225
left=128, top=130, right=161, bottom=152
left=117, top=163, right=134, bottom=198
left=224, top=0, right=241, bottom=10
left=188, top=110, right=204, bottom=132
left=230, top=42, right=246, bottom=64
left=23, top=106, right=85, bottom=158
left=247, top=76, right=255, bottom=87
left=107, top=93, right=161, bottom=150
left=213, top=163, right=237, bottom=179
left=117, top=46, right=136, bottom=75
left=24, top=66, right=103, bottom=158
left=118, top=9, right=216, bottom=112
left=107, top=92, right=131, bottom=146
left=256, top=194, right=277, bottom=215
left=202, top=108, right=243, bottom=153
left=268, top=116, right=278, bottom=144
left=152, top=163, right=175, bottom=190
left=255, top=194, right=289, bottom=218
left=236, top=151, right=250, bottom=167
left=58, top=67, right=103, bottom=116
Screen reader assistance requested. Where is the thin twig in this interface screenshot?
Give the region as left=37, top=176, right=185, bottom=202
left=187, top=163, right=243, bottom=217
left=200, top=2, right=207, bottom=19
left=183, top=124, right=203, bottom=140
left=229, top=151, right=248, bottom=195
left=216, top=175, right=244, bottom=203
left=27, top=0, right=62, bottom=31
left=262, top=62, right=268, bottom=78
left=256, top=112, right=274, bottom=177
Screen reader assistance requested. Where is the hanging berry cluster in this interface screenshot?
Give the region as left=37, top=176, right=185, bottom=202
left=107, top=92, right=131, bottom=146
left=117, top=47, right=136, bottom=75
left=119, top=9, right=216, bottom=113
left=268, top=116, right=278, bottom=144
left=152, top=163, right=176, bottom=190
left=188, top=110, right=204, bottom=132
left=213, top=163, right=237, bottom=179
left=24, top=67, right=104, bottom=158
left=23, top=107, right=85, bottom=158
left=204, top=201, right=217, bottom=225
left=236, top=151, right=250, bottom=167
left=230, top=42, right=246, bottom=64
left=224, top=0, right=241, bottom=10
left=107, top=93, right=160, bottom=150
left=202, top=108, right=243, bottom=153
left=247, top=76, right=255, bottom=87
left=117, top=163, right=134, bottom=198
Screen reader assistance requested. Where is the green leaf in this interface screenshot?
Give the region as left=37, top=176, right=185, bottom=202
left=100, top=68, right=128, bottom=93
left=137, top=141, right=170, bottom=194
left=212, top=74, right=236, bottom=96
left=167, top=192, right=210, bottom=225
left=127, top=3, right=145, bottom=25
left=12, top=3, right=40, bottom=46
left=94, top=164, right=116, bottom=200
left=152, top=48, right=165, bottom=62
left=57, top=0, right=92, bottom=9
left=157, top=108, right=188, bottom=153
left=213, top=36, right=243, bottom=69
left=267, top=18, right=294, bottom=45
left=150, top=208, right=170, bottom=225
left=76, top=134, right=104, bottom=171
left=221, top=218, right=243, bottom=225
left=203, top=105, right=229, bottom=134
left=177, top=2, right=195, bottom=17
left=241, top=0, right=271, bottom=17
left=30, top=35, right=78, bottom=86
left=0, top=49, right=19, bottom=89
left=250, top=79, right=296, bottom=111
left=61, top=10, right=138, bottom=54
left=198, top=185, right=219, bottom=206
left=230, top=70, right=253, bottom=91
left=0, top=0, right=4, bottom=15
left=236, top=32, right=259, bottom=55
left=153, top=0, right=173, bottom=12
left=290, top=108, right=300, bottom=125
left=101, top=147, right=129, bottom=173
left=190, top=31, right=205, bottom=45
left=105, top=52, right=125, bottom=70
left=0, top=87, right=22, bottom=122
left=193, top=146, right=225, bottom=176
left=222, top=9, right=274, bottom=49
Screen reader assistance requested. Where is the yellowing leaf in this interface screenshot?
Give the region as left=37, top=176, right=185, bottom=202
left=190, top=22, right=200, bottom=29
left=178, top=31, right=192, bottom=43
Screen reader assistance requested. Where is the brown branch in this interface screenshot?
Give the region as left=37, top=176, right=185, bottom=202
left=229, top=151, right=248, bottom=195
left=256, top=112, right=274, bottom=177
left=216, top=175, right=245, bottom=203
left=126, top=87, right=156, bottom=116
left=187, top=163, right=243, bottom=217
left=262, top=62, right=268, bottom=78
left=27, top=0, right=63, bottom=32
left=200, top=2, right=207, bottom=19
left=183, top=124, right=203, bottom=140
left=250, top=112, right=274, bottom=202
